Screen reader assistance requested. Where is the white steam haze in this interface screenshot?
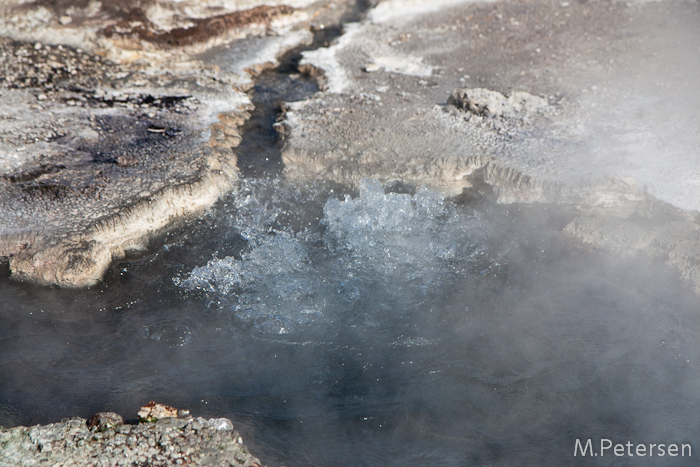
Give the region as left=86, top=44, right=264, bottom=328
left=545, top=1, right=700, bottom=211
left=171, top=178, right=700, bottom=465
left=172, top=5, right=700, bottom=462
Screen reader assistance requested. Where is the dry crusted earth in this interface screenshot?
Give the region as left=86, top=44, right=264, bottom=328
left=0, top=0, right=358, bottom=287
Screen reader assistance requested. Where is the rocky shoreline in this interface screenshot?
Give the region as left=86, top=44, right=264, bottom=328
left=277, top=0, right=700, bottom=292
left=0, top=404, right=264, bottom=467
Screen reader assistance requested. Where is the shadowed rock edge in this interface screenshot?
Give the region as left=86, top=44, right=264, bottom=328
left=5, top=149, right=237, bottom=288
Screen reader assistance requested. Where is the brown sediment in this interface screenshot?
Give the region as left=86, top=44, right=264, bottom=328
left=29, top=0, right=153, bottom=16
left=102, top=5, right=296, bottom=48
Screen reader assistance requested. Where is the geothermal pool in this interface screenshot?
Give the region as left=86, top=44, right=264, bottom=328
left=1, top=177, right=699, bottom=466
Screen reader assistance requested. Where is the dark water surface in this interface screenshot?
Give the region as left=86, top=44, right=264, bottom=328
left=1, top=177, right=700, bottom=466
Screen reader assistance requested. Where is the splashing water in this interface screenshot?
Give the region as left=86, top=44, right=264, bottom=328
left=178, top=179, right=496, bottom=336
left=3, top=176, right=700, bottom=466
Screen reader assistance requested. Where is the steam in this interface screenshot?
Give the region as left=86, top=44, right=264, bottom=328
left=1, top=175, right=700, bottom=465
left=563, top=2, right=700, bottom=211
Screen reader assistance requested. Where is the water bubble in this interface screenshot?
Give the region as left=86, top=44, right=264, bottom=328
left=178, top=179, right=495, bottom=337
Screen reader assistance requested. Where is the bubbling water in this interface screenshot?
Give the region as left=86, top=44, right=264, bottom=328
left=178, top=179, right=496, bottom=337
left=2, top=176, right=700, bottom=466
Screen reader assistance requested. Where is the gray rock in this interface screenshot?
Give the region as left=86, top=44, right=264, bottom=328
left=0, top=414, right=264, bottom=467
left=277, top=0, right=700, bottom=292
left=447, top=88, right=547, bottom=118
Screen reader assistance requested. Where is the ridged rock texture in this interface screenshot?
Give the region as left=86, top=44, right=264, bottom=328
left=0, top=0, right=356, bottom=287
left=276, top=0, right=700, bottom=291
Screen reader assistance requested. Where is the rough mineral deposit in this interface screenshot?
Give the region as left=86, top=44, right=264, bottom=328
left=0, top=0, right=355, bottom=287
left=0, top=410, right=263, bottom=467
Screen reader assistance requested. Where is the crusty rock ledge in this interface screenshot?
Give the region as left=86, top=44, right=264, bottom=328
left=0, top=409, right=264, bottom=467
left=0, top=0, right=357, bottom=287
left=4, top=149, right=236, bottom=287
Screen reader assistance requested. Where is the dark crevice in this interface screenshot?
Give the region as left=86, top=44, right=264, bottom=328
left=234, top=0, right=372, bottom=178
left=94, top=2, right=373, bottom=279
left=233, top=68, right=318, bottom=178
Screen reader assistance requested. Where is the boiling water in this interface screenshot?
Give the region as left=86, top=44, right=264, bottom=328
left=1, top=178, right=700, bottom=466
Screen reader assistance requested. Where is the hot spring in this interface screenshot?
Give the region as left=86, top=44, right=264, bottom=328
left=1, top=175, right=699, bottom=466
